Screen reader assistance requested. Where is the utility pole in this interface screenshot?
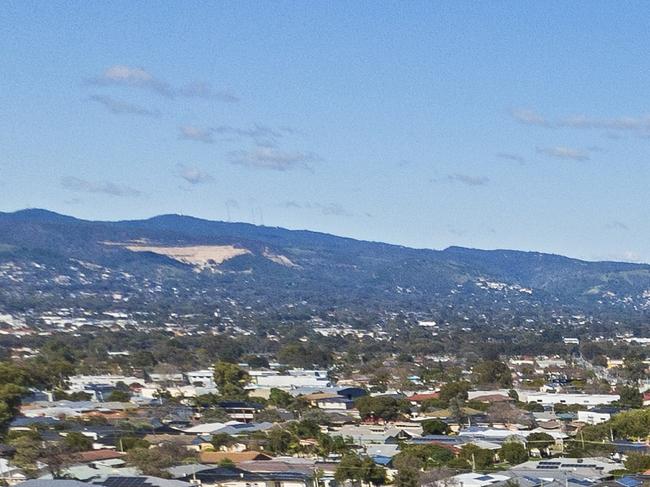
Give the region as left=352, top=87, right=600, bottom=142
left=472, top=453, right=476, bottom=472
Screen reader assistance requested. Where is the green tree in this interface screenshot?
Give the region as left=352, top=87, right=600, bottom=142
left=0, top=383, right=25, bottom=433
left=360, top=456, right=387, bottom=486
left=618, top=385, right=642, bottom=409
left=396, top=444, right=454, bottom=468
left=421, top=419, right=450, bottom=436
left=354, top=396, right=411, bottom=421
left=126, top=444, right=197, bottom=477
left=202, top=407, right=230, bottom=422
left=473, top=360, right=513, bottom=388
left=245, top=355, right=270, bottom=369
left=8, top=436, right=42, bottom=478
left=118, top=436, right=150, bottom=451
left=291, top=419, right=320, bottom=438
left=526, top=432, right=554, bottom=455
left=460, top=444, right=494, bottom=470
left=392, top=452, right=422, bottom=487
left=63, top=432, right=93, bottom=452
left=335, top=453, right=386, bottom=487
left=267, top=427, right=294, bottom=454
left=213, top=361, right=250, bottom=399
left=438, top=382, right=471, bottom=404
left=500, top=442, right=528, bottom=465
left=278, top=343, right=331, bottom=368
left=269, top=388, right=294, bottom=408
left=623, top=355, right=647, bottom=384
left=211, top=433, right=235, bottom=450
left=335, top=453, right=363, bottom=484
left=107, top=390, right=131, bottom=402
left=624, top=453, right=650, bottom=473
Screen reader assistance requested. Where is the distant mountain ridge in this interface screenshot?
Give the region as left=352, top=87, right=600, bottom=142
left=0, top=208, right=649, bottom=322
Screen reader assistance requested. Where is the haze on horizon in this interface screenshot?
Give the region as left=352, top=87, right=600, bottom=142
left=2, top=2, right=649, bottom=262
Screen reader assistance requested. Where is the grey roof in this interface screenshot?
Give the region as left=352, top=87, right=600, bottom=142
left=167, top=464, right=215, bottom=479
left=18, top=481, right=90, bottom=487
left=211, top=421, right=274, bottom=436
left=493, top=470, right=599, bottom=487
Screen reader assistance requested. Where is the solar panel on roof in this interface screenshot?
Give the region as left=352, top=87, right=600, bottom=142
left=100, top=478, right=150, bottom=487
left=568, top=478, right=594, bottom=486
left=476, top=476, right=494, bottom=481
left=616, top=477, right=642, bottom=487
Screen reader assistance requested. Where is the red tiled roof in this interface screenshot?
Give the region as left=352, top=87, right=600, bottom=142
left=408, top=392, right=439, bottom=402
left=76, top=450, right=125, bottom=462
left=199, top=451, right=273, bottom=464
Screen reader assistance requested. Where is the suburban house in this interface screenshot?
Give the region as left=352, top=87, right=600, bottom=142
left=577, top=407, right=620, bottom=425
left=175, top=465, right=313, bottom=487
left=521, top=393, right=620, bottom=406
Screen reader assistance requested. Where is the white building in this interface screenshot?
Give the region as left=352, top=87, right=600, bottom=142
left=185, top=369, right=215, bottom=386
left=250, top=369, right=330, bottom=390
left=522, top=392, right=619, bottom=406
left=577, top=407, right=617, bottom=425
left=67, top=375, right=141, bottom=391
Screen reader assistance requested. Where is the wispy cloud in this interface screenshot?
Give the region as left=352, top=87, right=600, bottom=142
left=536, top=146, right=590, bottom=161
left=176, top=82, right=240, bottom=102
left=225, top=198, right=239, bottom=209
left=512, top=107, right=650, bottom=135
left=605, top=220, right=629, bottom=231
left=446, top=224, right=467, bottom=237
left=61, top=176, right=142, bottom=197
left=559, top=114, right=650, bottom=132
left=229, top=148, right=319, bottom=171
left=511, top=108, right=550, bottom=127
left=214, top=124, right=284, bottom=144
left=179, top=123, right=291, bottom=146
left=446, top=173, right=490, bottom=186
left=176, top=164, right=213, bottom=185
left=88, top=65, right=174, bottom=97
left=88, top=65, right=239, bottom=102
left=496, top=152, right=526, bottom=164
left=88, top=94, right=160, bottom=117
left=282, top=201, right=353, bottom=216
left=179, top=125, right=215, bottom=144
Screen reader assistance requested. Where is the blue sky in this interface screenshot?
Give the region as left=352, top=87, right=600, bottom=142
left=2, top=2, right=649, bottom=262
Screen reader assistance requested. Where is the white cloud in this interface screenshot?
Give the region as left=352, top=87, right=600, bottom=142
left=446, top=173, right=490, bottom=186
left=559, top=114, right=650, bottom=132
left=512, top=108, right=650, bottom=135
left=229, top=148, right=319, bottom=171
left=605, top=220, right=629, bottom=231
left=61, top=176, right=142, bottom=197
left=90, top=65, right=174, bottom=97
left=496, top=152, right=526, bottom=164
left=179, top=125, right=215, bottom=144
left=536, top=146, right=590, bottom=161
left=177, top=164, right=213, bottom=185
left=88, top=94, right=160, bottom=117
left=88, top=65, right=239, bottom=101
left=177, top=82, right=240, bottom=102
left=511, top=108, right=550, bottom=127
left=282, top=200, right=353, bottom=216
